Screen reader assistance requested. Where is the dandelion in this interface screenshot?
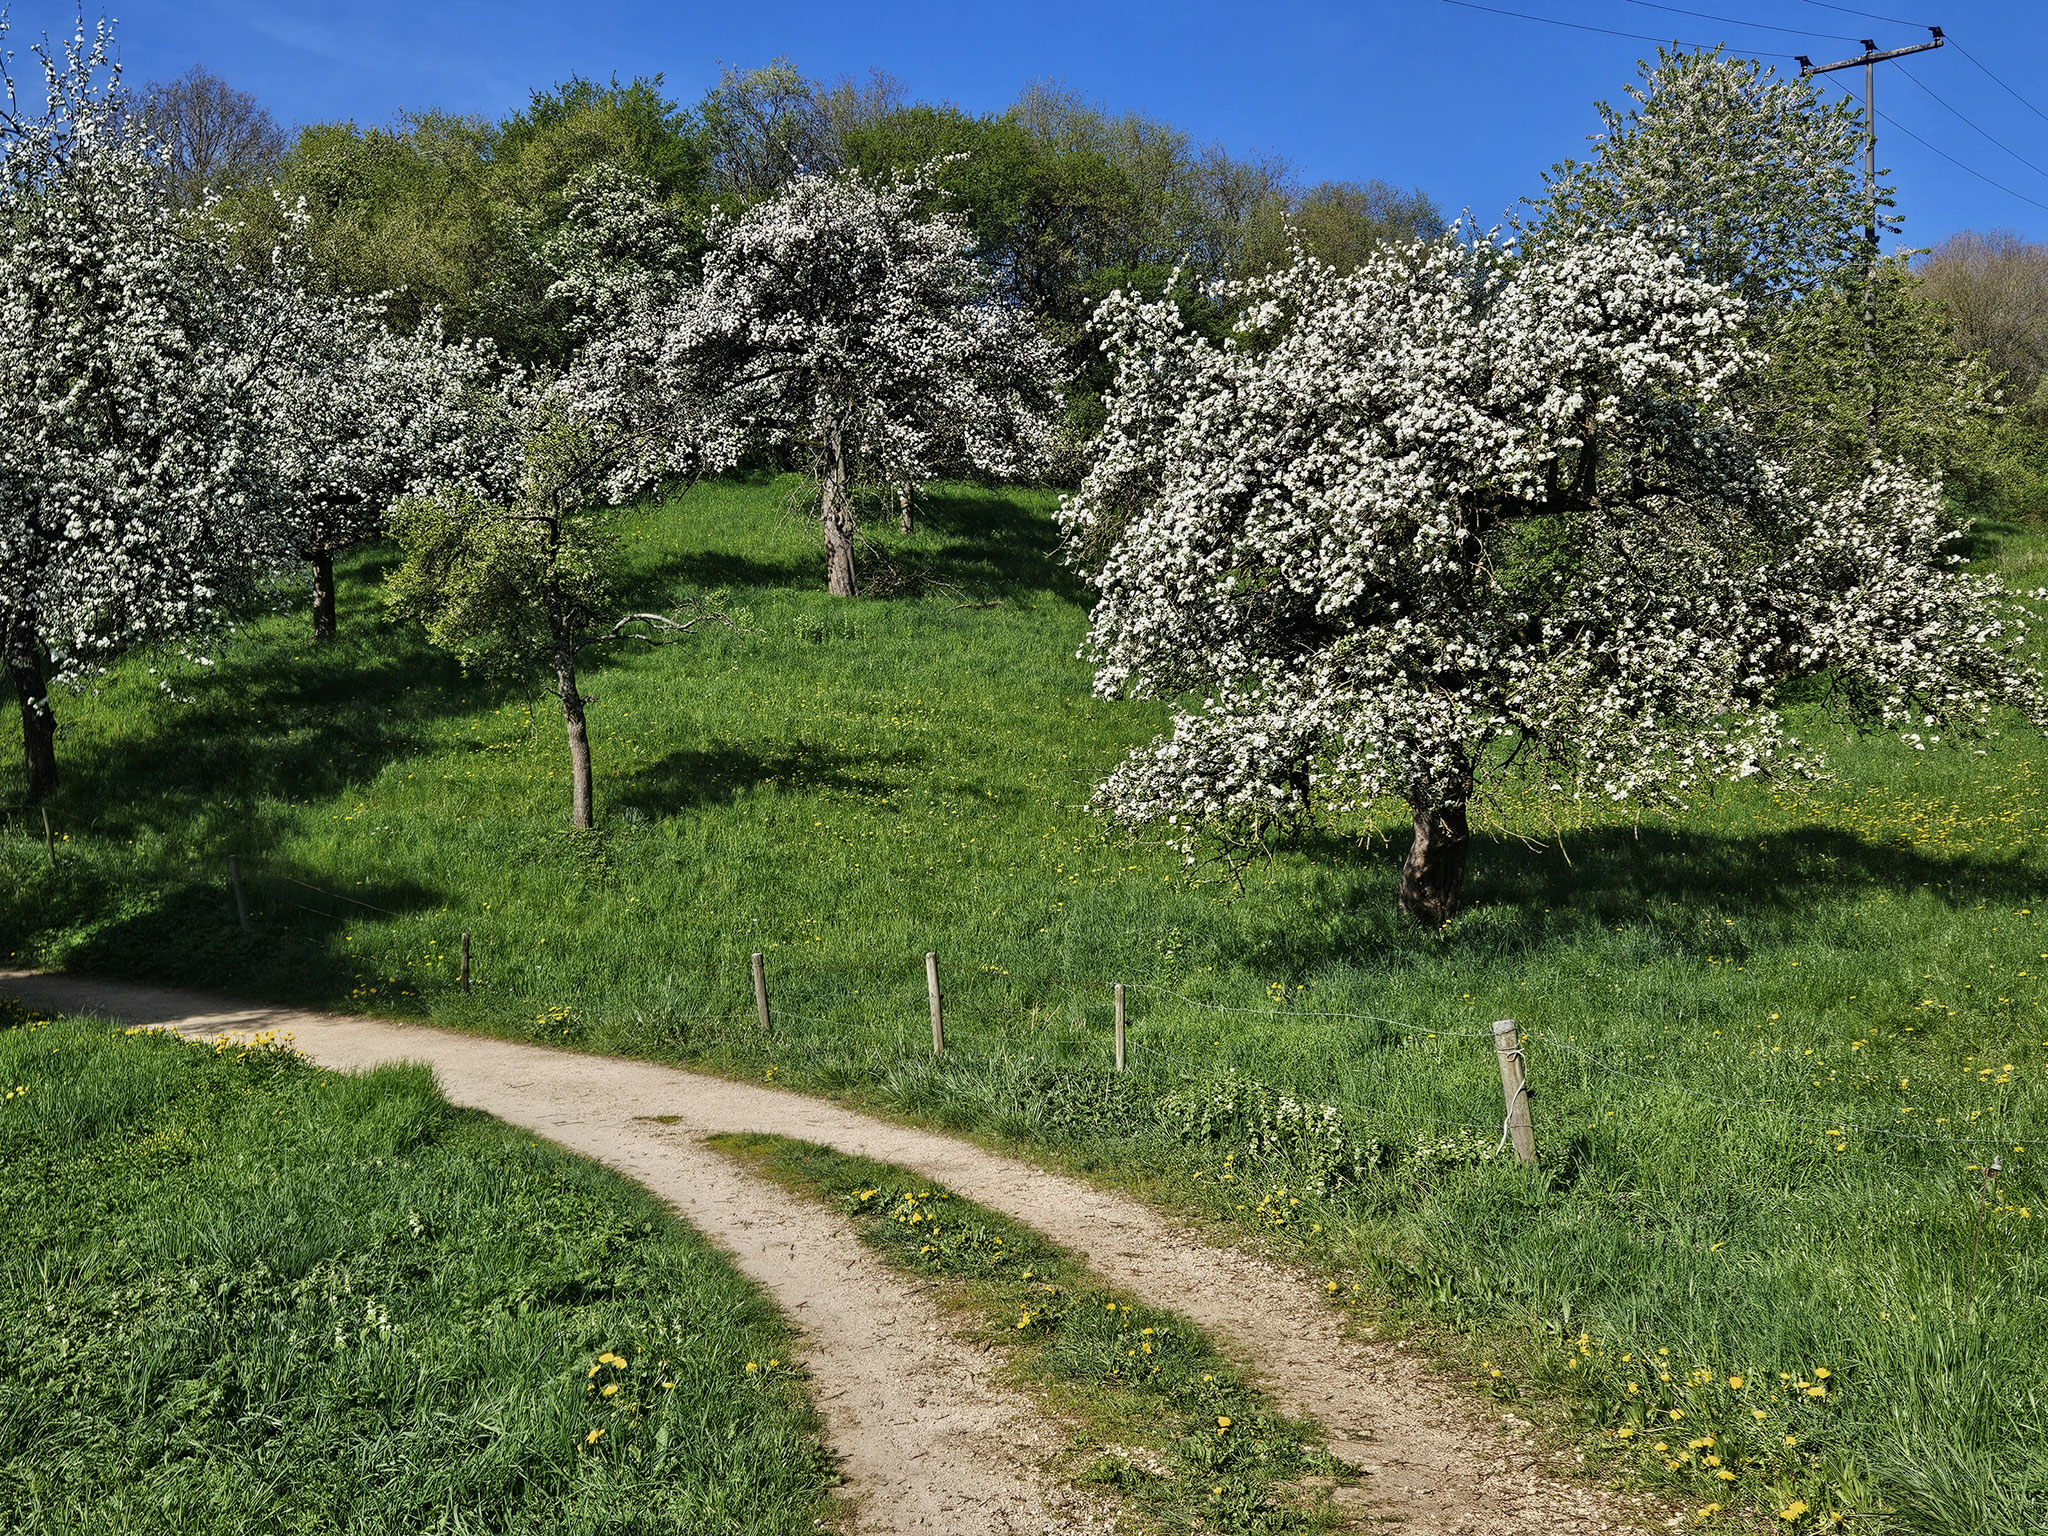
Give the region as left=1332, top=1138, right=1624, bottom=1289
left=1216, top=1416, right=1232, bottom=1431
left=1780, top=1500, right=1809, bottom=1521
left=1728, top=1376, right=1744, bottom=1390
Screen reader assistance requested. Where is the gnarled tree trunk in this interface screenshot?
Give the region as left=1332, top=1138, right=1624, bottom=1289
left=554, top=635, right=594, bottom=829
left=8, top=623, right=57, bottom=805
left=1398, top=768, right=1473, bottom=927
left=897, top=480, right=915, bottom=534
left=821, top=425, right=858, bottom=597
left=310, top=548, right=337, bottom=643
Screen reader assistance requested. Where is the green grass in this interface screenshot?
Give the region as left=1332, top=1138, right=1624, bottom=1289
left=709, top=1132, right=1350, bottom=1532
left=4, top=476, right=2046, bottom=1533
left=0, top=1002, right=832, bottom=1534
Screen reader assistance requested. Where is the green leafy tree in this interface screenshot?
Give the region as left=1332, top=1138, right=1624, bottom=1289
left=1524, top=48, right=1870, bottom=318
left=232, top=112, right=511, bottom=342
left=1752, top=255, right=2002, bottom=492
left=1249, top=179, right=1446, bottom=274
left=238, top=77, right=709, bottom=366
left=487, top=76, right=712, bottom=364
left=385, top=403, right=736, bottom=828
left=1523, top=50, right=2002, bottom=497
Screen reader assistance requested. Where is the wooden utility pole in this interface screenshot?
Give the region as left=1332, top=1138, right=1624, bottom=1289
left=1797, top=28, right=1946, bottom=439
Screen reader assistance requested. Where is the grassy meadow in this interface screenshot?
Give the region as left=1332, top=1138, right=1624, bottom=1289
left=0, top=1003, right=832, bottom=1534
left=5, top=477, right=2047, bottom=1532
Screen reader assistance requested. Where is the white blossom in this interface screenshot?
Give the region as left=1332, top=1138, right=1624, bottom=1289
left=572, top=165, right=1067, bottom=592
left=0, top=19, right=278, bottom=687
left=248, top=245, right=507, bottom=634
left=1061, top=230, right=2046, bottom=921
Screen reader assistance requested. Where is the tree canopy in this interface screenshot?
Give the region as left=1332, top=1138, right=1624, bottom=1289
left=1061, top=234, right=2045, bottom=924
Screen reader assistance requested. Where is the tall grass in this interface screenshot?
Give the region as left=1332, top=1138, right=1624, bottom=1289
left=0, top=1005, right=831, bottom=1533
left=3, top=477, right=2044, bottom=1531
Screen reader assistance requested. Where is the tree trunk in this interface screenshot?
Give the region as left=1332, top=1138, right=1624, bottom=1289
left=8, top=625, right=57, bottom=805
left=897, top=480, right=915, bottom=534
left=311, top=549, right=337, bottom=643
left=821, top=426, right=858, bottom=597
left=554, top=637, right=594, bottom=829
left=1398, top=785, right=1471, bottom=928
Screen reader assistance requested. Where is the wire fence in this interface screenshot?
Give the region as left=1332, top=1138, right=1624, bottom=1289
left=13, top=840, right=2040, bottom=1162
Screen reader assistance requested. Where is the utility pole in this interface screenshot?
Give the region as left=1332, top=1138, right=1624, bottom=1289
left=1797, top=28, right=1945, bottom=442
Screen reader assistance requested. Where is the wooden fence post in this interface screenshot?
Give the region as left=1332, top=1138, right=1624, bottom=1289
left=459, top=931, right=472, bottom=994
left=1492, top=1018, right=1535, bottom=1165
left=926, top=952, right=944, bottom=1055
left=1113, top=983, right=1126, bottom=1072
left=753, top=952, right=771, bottom=1031
left=41, top=807, right=55, bottom=868
left=229, top=855, right=250, bottom=932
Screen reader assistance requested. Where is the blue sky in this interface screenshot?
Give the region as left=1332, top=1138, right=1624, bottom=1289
left=9, top=1, right=2048, bottom=246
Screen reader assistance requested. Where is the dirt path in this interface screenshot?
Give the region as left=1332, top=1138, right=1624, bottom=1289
left=6, top=971, right=1657, bottom=1536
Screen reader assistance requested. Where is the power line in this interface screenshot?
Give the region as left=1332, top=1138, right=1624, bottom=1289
left=1434, top=0, right=1797, bottom=57
left=1806, top=67, right=2048, bottom=216
left=1876, top=106, right=2048, bottom=215
left=1895, top=63, right=2048, bottom=186
left=1799, top=0, right=1935, bottom=25
left=1948, top=39, right=2048, bottom=131
left=1625, top=1, right=1860, bottom=43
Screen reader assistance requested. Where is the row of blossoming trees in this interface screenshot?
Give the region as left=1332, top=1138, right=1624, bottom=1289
left=5, top=22, right=2044, bottom=923
left=0, top=22, right=1063, bottom=830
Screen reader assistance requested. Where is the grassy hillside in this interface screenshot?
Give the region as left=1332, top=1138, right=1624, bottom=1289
left=5, top=477, right=2046, bottom=1532
left=0, top=1004, right=830, bottom=1533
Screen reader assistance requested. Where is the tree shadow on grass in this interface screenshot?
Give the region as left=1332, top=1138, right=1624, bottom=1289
left=902, top=482, right=1090, bottom=605
left=615, top=739, right=928, bottom=820
left=641, top=548, right=822, bottom=597
left=13, top=857, right=447, bottom=1010
left=42, top=633, right=518, bottom=846
left=1232, top=820, right=2048, bottom=979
